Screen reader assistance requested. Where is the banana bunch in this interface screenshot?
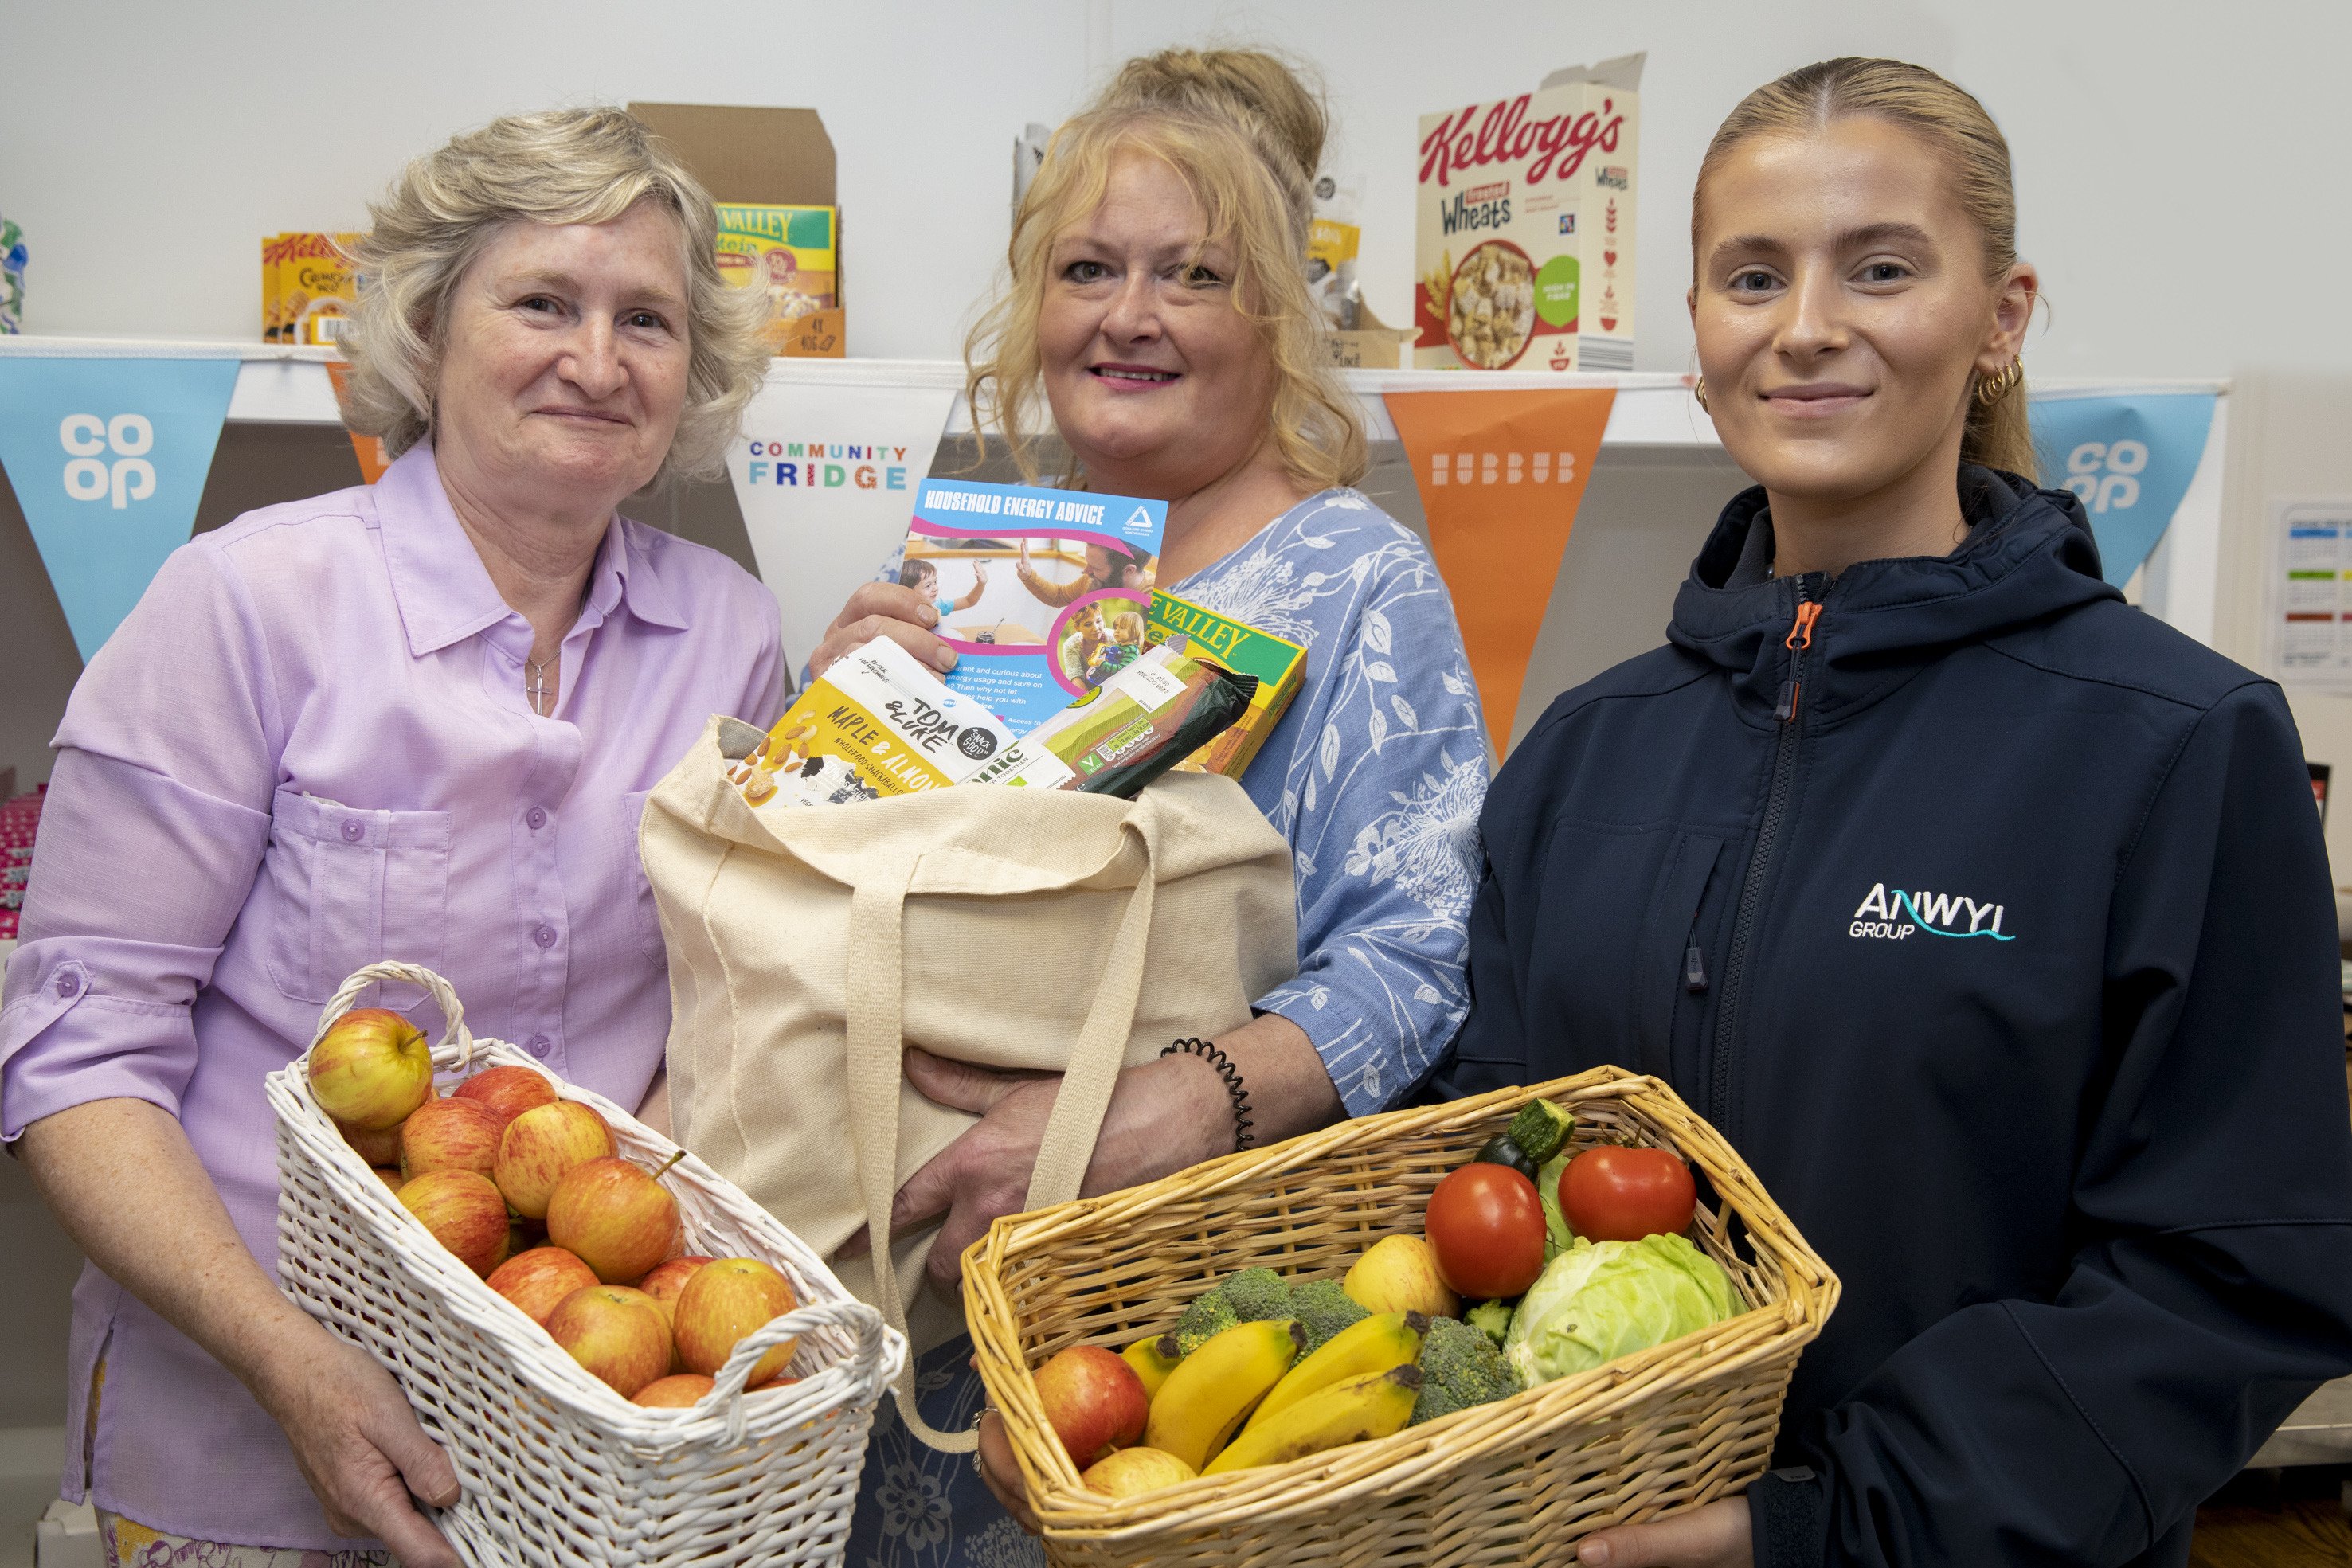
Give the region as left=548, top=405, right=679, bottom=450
left=1136, top=1311, right=1428, bottom=1476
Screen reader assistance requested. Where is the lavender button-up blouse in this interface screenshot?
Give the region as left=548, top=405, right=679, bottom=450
left=0, top=445, right=784, bottom=1546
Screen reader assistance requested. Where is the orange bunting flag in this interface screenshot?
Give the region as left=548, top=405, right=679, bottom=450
left=1383, top=387, right=1615, bottom=756
left=323, top=360, right=393, bottom=483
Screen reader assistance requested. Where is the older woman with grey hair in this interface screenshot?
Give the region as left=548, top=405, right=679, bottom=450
left=2, top=108, right=780, bottom=1565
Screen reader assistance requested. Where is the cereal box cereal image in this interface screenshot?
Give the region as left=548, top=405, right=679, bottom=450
left=1415, top=56, right=1641, bottom=373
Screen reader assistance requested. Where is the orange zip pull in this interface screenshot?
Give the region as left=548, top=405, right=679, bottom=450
left=1775, top=600, right=1821, bottom=723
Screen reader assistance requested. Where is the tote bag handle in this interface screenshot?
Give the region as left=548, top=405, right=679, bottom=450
left=844, top=816, right=1163, bottom=1451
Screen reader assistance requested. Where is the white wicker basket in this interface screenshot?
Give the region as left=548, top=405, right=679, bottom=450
left=264, top=962, right=905, bottom=1568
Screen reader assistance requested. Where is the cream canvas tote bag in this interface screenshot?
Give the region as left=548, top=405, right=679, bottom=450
left=641, top=717, right=1297, bottom=1446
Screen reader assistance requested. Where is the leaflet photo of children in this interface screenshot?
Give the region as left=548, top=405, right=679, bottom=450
left=1085, top=609, right=1147, bottom=686
left=899, top=557, right=987, bottom=618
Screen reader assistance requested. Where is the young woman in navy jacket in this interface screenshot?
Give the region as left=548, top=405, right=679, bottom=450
left=1435, top=58, right=2352, bottom=1568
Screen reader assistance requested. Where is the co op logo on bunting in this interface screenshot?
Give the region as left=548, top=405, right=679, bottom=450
left=59, top=413, right=158, bottom=509
left=2061, top=439, right=2147, bottom=515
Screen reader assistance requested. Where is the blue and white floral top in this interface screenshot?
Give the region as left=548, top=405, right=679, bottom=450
left=1167, top=488, right=1487, bottom=1111
left=871, top=486, right=1488, bottom=1112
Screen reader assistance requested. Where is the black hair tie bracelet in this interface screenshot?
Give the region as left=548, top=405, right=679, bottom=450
left=1162, top=1037, right=1254, bottom=1152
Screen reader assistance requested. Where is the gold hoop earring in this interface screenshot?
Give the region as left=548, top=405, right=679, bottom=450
left=1693, top=377, right=1709, bottom=413
left=1974, top=358, right=2022, bottom=406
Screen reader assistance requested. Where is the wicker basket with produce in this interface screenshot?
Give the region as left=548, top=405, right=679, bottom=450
left=965, top=1067, right=1837, bottom=1566
left=265, top=962, right=904, bottom=1567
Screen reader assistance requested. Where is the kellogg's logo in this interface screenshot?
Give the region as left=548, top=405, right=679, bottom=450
left=1419, top=95, right=1626, bottom=189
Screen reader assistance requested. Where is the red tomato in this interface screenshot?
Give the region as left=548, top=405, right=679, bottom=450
left=1424, top=1163, right=1546, bottom=1299
left=1560, top=1147, right=1697, bottom=1242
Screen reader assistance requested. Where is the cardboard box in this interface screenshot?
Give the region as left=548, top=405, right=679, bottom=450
left=1323, top=299, right=1415, bottom=370
left=1414, top=54, right=1641, bottom=373
left=262, top=232, right=362, bottom=346
left=631, top=101, right=844, bottom=357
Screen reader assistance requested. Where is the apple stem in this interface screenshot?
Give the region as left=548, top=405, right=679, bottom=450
left=655, top=1149, right=687, bottom=1180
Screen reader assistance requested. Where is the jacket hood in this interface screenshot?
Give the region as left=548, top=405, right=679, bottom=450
left=1667, top=467, right=2123, bottom=722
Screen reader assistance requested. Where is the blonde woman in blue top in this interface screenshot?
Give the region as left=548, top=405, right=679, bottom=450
left=808, top=49, right=1489, bottom=1566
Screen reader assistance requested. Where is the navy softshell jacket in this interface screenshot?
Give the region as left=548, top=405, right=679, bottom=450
left=1434, top=470, right=2352, bottom=1566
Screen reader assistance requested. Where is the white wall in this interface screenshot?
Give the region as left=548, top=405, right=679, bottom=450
left=10, top=0, right=2350, bottom=381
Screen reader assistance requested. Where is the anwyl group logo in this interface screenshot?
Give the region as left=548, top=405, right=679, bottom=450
left=1849, top=882, right=2014, bottom=942
left=59, top=414, right=157, bottom=509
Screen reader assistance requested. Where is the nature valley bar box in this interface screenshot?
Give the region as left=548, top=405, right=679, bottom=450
left=629, top=101, right=846, bottom=358
left=1147, top=589, right=1306, bottom=780
left=1414, top=54, right=1641, bottom=374
left=714, top=203, right=840, bottom=357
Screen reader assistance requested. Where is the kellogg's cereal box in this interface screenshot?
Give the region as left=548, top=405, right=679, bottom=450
left=1415, top=55, right=1641, bottom=374
left=262, top=233, right=364, bottom=346
left=714, top=202, right=841, bottom=358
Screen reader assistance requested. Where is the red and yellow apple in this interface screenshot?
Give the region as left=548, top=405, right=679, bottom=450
left=308, top=1008, right=432, bottom=1131
left=673, top=1257, right=797, bottom=1385
left=452, top=1064, right=558, bottom=1127
left=338, top=1116, right=405, bottom=1167
left=1082, top=1446, right=1196, bottom=1496
left=546, top=1155, right=681, bottom=1284
left=486, top=1245, right=601, bottom=1327
left=633, top=1257, right=710, bottom=1372
left=399, top=1097, right=505, bottom=1183
left=493, top=1101, right=614, bottom=1220
left=370, top=1167, right=404, bottom=1194
left=546, top=1284, right=671, bottom=1398
left=632, top=1373, right=716, bottom=1409
left=397, top=1168, right=510, bottom=1277
left=635, top=1255, right=714, bottom=1307
left=1034, top=1344, right=1148, bottom=1468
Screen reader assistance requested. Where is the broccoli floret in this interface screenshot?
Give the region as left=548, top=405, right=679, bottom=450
left=1172, top=1266, right=1295, bottom=1355
left=1289, top=1277, right=1370, bottom=1352
left=1411, top=1314, right=1523, bottom=1426
left=1464, top=1298, right=1515, bottom=1349
left=1172, top=1288, right=1240, bottom=1357
left=1220, top=1266, right=1294, bottom=1323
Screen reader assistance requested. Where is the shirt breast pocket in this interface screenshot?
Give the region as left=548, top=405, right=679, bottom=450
left=263, top=788, right=453, bottom=1004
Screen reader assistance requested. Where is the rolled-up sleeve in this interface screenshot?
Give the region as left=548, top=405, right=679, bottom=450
left=2, top=542, right=279, bottom=1139
left=1250, top=546, right=1488, bottom=1115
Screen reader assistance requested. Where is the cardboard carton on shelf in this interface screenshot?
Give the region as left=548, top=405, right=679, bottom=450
left=629, top=101, right=844, bottom=358
left=1324, top=299, right=1415, bottom=370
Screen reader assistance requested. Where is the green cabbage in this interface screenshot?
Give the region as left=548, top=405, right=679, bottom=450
left=1502, top=1232, right=1741, bottom=1387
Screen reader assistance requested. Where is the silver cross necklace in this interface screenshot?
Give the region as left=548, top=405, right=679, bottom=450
left=526, top=655, right=557, bottom=716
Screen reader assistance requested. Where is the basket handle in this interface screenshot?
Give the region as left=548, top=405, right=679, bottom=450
left=311, top=962, right=475, bottom=1071
left=703, top=1296, right=892, bottom=1446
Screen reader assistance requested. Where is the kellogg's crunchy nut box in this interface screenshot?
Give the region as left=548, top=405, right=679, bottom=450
left=263, top=232, right=363, bottom=346
left=1415, top=54, right=1641, bottom=373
